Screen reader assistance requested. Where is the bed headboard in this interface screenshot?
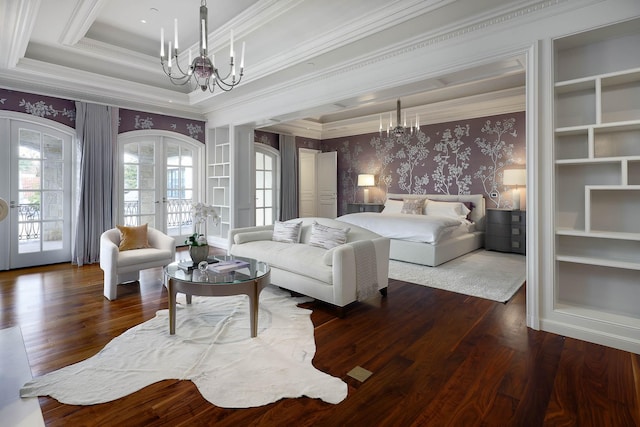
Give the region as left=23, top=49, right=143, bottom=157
left=385, top=193, right=487, bottom=231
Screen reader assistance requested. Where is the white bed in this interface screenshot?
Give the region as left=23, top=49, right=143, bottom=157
left=338, top=193, right=485, bottom=267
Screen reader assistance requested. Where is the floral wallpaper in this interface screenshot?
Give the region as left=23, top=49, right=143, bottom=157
left=119, top=108, right=204, bottom=143
left=0, top=88, right=205, bottom=143
left=321, top=112, right=526, bottom=215
left=254, top=129, right=322, bottom=152
left=0, top=89, right=76, bottom=127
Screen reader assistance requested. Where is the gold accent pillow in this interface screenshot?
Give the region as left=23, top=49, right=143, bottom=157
left=116, top=224, right=151, bottom=251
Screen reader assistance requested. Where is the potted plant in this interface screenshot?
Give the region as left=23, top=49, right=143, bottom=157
left=186, top=202, right=219, bottom=263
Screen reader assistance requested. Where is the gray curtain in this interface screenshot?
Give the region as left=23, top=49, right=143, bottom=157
left=73, top=102, right=118, bottom=265
left=280, top=135, right=298, bottom=220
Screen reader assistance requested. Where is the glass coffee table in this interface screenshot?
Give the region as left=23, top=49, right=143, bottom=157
left=164, top=256, right=270, bottom=338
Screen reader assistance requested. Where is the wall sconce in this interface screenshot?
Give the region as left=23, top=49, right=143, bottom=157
left=357, top=174, right=375, bottom=203
left=503, top=169, right=526, bottom=210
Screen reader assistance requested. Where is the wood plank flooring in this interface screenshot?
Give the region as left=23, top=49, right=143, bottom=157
left=1, top=250, right=639, bottom=426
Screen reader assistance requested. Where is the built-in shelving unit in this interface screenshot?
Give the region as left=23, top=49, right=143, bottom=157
left=206, top=127, right=232, bottom=247
left=552, top=17, right=640, bottom=351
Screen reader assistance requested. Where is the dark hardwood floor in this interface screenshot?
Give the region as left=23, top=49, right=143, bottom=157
left=1, top=248, right=639, bottom=426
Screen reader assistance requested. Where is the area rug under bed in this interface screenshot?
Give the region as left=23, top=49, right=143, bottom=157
left=20, top=285, right=347, bottom=408
left=388, top=249, right=526, bottom=303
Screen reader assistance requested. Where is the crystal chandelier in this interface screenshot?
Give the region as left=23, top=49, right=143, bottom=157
left=160, top=0, right=245, bottom=92
left=379, top=99, right=419, bottom=139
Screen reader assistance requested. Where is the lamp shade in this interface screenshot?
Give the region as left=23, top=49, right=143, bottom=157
left=503, top=169, right=526, bottom=186
left=357, top=174, right=375, bottom=187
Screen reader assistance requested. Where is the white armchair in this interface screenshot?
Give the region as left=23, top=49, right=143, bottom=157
left=100, top=226, right=175, bottom=300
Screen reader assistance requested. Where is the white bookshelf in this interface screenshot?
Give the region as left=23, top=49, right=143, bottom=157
left=206, top=127, right=232, bottom=248
left=553, top=17, right=640, bottom=347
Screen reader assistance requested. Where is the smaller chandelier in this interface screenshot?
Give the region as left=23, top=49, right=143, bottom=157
left=160, top=0, right=245, bottom=93
left=380, top=99, right=420, bottom=139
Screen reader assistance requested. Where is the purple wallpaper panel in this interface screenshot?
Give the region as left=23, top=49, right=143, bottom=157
left=0, top=88, right=206, bottom=143
left=255, top=129, right=279, bottom=149
left=118, top=109, right=205, bottom=143
left=0, top=88, right=76, bottom=127
left=254, top=130, right=322, bottom=152
left=321, top=112, right=526, bottom=215
left=295, top=136, right=321, bottom=151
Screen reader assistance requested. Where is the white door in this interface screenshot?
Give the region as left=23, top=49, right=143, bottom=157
left=299, top=149, right=318, bottom=217
left=120, top=134, right=202, bottom=245
left=9, top=121, right=72, bottom=268
left=255, top=145, right=279, bottom=226
left=317, top=152, right=337, bottom=218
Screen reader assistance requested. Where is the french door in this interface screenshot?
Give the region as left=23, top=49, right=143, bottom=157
left=8, top=120, right=73, bottom=268
left=255, top=144, right=279, bottom=226
left=119, top=133, right=203, bottom=245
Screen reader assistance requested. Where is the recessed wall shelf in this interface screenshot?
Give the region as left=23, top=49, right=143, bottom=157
left=206, top=127, right=232, bottom=247
left=552, top=17, right=640, bottom=353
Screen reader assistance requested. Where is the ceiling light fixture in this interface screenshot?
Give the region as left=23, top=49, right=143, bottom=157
left=379, top=99, right=419, bottom=139
left=159, top=0, right=245, bottom=93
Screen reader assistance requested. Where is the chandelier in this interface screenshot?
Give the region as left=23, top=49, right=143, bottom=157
left=160, top=0, right=245, bottom=92
left=379, top=99, right=419, bottom=139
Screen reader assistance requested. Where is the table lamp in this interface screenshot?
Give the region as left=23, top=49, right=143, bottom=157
left=357, top=174, right=375, bottom=203
left=503, top=169, right=526, bottom=210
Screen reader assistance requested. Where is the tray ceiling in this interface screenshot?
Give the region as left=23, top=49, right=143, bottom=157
left=0, top=0, right=530, bottom=137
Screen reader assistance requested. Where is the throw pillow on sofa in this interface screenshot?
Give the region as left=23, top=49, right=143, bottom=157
left=309, top=221, right=350, bottom=249
left=272, top=220, right=303, bottom=243
left=116, top=224, right=151, bottom=251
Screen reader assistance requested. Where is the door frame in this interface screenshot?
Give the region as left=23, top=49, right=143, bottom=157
left=0, top=111, right=76, bottom=270
left=117, top=130, right=205, bottom=243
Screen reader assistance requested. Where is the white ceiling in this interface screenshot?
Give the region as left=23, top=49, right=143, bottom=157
left=0, top=0, right=528, bottom=138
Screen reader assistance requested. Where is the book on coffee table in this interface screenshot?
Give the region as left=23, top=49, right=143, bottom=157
left=210, top=259, right=250, bottom=273
left=178, top=256, right=219, bottom=271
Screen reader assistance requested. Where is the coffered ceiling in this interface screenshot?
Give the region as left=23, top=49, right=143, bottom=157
left=0, top=0, right=529, bottom=138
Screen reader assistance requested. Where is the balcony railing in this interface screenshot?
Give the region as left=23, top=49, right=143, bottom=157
left=18, top=203, right=40, bottom=241
left=123, top=199, right=193, bottom=228
left=167, top=199, right=193, bottom=228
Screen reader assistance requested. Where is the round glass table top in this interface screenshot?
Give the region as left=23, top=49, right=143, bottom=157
left=165, top=255, right=269, bottom=285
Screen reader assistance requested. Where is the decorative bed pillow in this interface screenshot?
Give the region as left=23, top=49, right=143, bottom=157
left=425, top=200, right=471, bottom=220
left=400, top=198, right=426, bottom=215
left=381, top=198, right=403, bottom=214
left=116, top=224, right=150, bottom=251
left=272, top=220, right=303, bottom=243
left=309, top=221, right=350, bottom=249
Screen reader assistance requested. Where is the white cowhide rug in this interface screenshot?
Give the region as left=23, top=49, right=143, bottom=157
left=20, top=285, right=347, bottom=408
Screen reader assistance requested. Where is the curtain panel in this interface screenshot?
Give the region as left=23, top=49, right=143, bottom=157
left=280, top=135, right=298, bottom=221
left=73, top=102, right=118, bottom=265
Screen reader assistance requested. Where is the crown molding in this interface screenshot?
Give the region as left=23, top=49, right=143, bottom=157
left=0, top=0, right=40, bottom=68
left=59, top=0, right=106, bottom=46
left=72, top=38, right=160, bottom=73
left=0, top=58, right=204, bottom=119
left=198, top=0, right=571, bottom=117
left=263, top=86, right=525, bottom=140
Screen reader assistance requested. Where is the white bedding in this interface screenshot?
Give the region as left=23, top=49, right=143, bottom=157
left=337, top=212, right=470, bottom=244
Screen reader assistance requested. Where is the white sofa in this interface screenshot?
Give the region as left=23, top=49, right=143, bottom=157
left=228, top=217, right=390, bottom=312
left=100, top=227, right=175, bottom=300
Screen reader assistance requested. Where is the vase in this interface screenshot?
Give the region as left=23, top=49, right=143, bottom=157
left=189, top=244, right=209, bottom=264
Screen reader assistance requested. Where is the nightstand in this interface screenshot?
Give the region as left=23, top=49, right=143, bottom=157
left=485, top=209, right=526, bottom=254
left=346, top=203, right=385, bottom=214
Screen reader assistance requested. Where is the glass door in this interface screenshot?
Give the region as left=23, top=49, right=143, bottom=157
left=165, top=140, right=194, bottom=243
left=255, top=145, right=279, bottom=226
left=120, top=134, right=201, bottom=245
left=122, top=140, right=158, bottom=227
left=9, top=121, right=72, bottom=268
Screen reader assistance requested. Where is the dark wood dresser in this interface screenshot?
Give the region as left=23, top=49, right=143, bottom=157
left=485, top=208, right=526, bottom=254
